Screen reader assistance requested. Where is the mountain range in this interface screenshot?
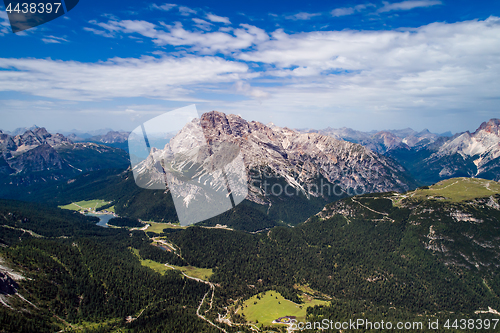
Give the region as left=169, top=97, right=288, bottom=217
left=387, top=119, right=500, bottom=184
left=299, top=118, right=500, bottom=185
left=2, top=114, right=500, bottom=228
left=298, top=126, right=452, bottom=154
left=129, top=112, right=500, bottom=225
left=66, top=130, right=130, bottom=151
left=129, top=111, right=417, bottom=226
left=0, top=127, right=129, bottom=193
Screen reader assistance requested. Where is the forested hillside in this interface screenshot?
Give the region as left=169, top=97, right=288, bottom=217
left=1, top=178, right=500, bottom=332
left=0, top=200, right=225, bottom=333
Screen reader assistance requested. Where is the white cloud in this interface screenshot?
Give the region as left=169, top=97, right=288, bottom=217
left=87, top=19, right=269, bottom=53
left=192, top=18, right=213, bottom=30
left=179, top=6, right=197, bottom=16
left=378, top=0, right=442, bottom=13
left=285, top=12, right=321, bottom=20
left=222, top=17, right=499, bottom=130
left=206, top=13, right=231, bottom=24
left=238, top=17, right=500, bottom=75
left=0, top=56, right=252, bottom=101
left=234, top=81, right=270, bottom=99
left=3, top=15, right=500, bottom=132
left=110, top=19, right=157, bottom=36
left=42, top=35, right=69, bottom=44
left=331, top=7, right=355, bottom=17
left=331, top=4, right=374, bottom=17
left=101, top=13, right=120, bottom=20
left=42, top=38, right=61, bottom=43
left=83, top=27, right=115, bottom=37
left=151, top=3, right=176, bottom=11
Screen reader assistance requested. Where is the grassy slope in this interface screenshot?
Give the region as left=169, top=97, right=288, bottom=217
left=409, top=177, right=500, bottom=202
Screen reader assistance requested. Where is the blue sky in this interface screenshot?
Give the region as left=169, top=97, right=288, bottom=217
left=1, top=0, right=499, bottom=133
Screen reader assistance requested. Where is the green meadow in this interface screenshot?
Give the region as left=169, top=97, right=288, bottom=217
left=410, top=177, right=500, bottom=202
left=240, top=290, right=329, bottom=327
left=59, top=199, right=114, bottom=212
left=165, top=265, right=213, bottom=280
left=130, top=248, right=213, bottom=280
left=145, top=221, right=186, bottom=234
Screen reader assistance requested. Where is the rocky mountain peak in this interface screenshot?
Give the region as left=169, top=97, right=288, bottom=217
left=200, top=111, right=283, bottom=145
left=418, top=129, right=432, bottom=135
left=422, top=119, right=500, bottom=180
left=373, top=131, right=400, bottom=142
left=141, top=111, right=417, bottom=210
left=5, top=128, right=72, bottom=155
left=475, top=118, right=500, bottom=136
left=33, top=127, right=50, bottom=138
left=7, top=144, right=67, bottom=174
left=200, top=111, right=234, bottom=136
left=16, top=130, right=42, bottom=146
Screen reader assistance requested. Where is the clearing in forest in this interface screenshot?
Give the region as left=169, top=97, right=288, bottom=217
left=240, top=290, right=329, bottom=327
left=59, top=199, right=114, bottom=213
left=130, top=248, right=213, bottom=280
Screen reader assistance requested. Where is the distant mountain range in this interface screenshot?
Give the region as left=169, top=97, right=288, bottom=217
left=298, top=126, right=451, bottom=154
left=66, top=130, right=130, bottom=151
left=299, top=118, right=500, bottom=185
left=65, top=130, right=128, bottom=143
left=0, top=127, right=129, bottom=194
left=386, top=119, right=500, bottom=184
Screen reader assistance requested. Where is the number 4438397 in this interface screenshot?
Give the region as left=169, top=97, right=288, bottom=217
left=6, top=2, right=62, bottom=14
left=444, top=318, right=498, bottom=330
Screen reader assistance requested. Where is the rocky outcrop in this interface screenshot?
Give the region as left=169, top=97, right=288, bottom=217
left=0, top=271, right=18, bottom=295
left=9, top=128, right=72, bottom=156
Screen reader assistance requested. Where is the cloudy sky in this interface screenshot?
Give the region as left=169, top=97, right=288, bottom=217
left=1, top=0, right=499, bottom=134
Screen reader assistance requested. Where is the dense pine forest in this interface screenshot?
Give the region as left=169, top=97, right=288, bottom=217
left=2, top=179, right=500, bottom=332
left=0, top=200, right=222, bottom=333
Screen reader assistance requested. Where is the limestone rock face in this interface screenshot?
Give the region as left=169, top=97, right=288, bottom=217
left=135, top=111, right=416, bottom=210
left=7, top=144, right=66, bottom=173
left=200, top=111, right=413, bottom=194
